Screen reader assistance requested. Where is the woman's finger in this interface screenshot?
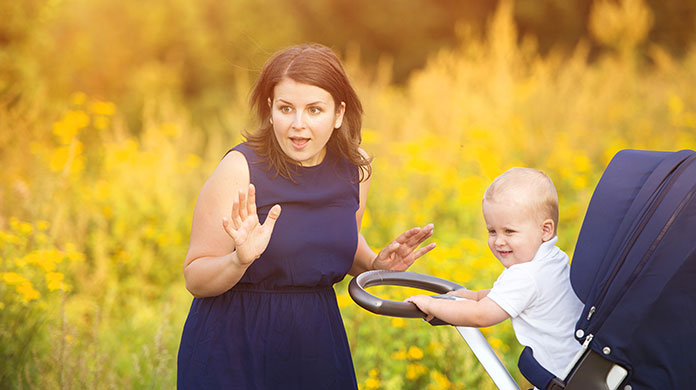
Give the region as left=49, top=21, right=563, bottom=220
left=378, top=241, right=400, bottom=261
left=222, top=217, right=237, bottom=240
left=260, top=204, right=282, bottom=235
left=231, top=197, right=242, bottom=229
left=247, top=184, right=257, bottom=218
left=404, top=224, right=434, bottom=247
left=238, top=189, right=248, bottom=220
left=410, top=242, right=437, bottom=260
left=395, top=227, right=420, bottom=244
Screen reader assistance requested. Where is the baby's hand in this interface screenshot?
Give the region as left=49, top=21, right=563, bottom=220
left=405, top=295, right=434, bottom=321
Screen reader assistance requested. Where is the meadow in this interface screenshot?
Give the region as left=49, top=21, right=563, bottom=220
left=1, top=0, right=695, bottom=388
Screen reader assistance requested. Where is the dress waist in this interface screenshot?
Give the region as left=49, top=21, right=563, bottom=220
left=231, top=283, right=334, bottom=294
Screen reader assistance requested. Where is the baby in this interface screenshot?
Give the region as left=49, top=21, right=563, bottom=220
left=407, top=167, right=583, bottom=378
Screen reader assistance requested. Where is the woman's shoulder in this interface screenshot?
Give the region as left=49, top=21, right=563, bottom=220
left=214, top=143, right=251, bottom=183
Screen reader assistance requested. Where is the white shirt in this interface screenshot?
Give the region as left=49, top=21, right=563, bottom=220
left=487, top=237, right=584, bottom=378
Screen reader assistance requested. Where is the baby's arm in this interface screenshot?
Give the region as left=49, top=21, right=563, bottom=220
left=405, top=294, right=509, bottom=328
left=447, top=288, right=491, bottom=301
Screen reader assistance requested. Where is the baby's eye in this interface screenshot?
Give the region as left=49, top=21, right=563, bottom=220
left=279, top=105, right=293, bottom=114
left=488, top=229, right=496, bottom=235
left=504, top=229, right=516, bottom=234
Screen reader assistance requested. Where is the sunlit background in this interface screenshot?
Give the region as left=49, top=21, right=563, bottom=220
left=1, top=0, right=695, bottom=388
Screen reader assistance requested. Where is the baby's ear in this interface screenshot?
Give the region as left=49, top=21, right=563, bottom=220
left=541, top=219, right=555, bottom=241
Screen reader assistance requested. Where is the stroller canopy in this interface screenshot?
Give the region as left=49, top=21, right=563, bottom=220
left=570, top=149, right=696, bottom=389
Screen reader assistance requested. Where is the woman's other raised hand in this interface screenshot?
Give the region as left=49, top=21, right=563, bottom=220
left=372, top=224, right=436, bottom=271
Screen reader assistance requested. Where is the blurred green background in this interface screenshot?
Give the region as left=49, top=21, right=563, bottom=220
left=1, top=0, right=695, bottom=388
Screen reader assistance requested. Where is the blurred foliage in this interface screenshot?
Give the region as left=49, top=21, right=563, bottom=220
left=1, top=0, right=696, bottom=388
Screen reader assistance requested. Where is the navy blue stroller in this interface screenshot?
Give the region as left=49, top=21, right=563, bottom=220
left=350, top=149, right=696, bottom=389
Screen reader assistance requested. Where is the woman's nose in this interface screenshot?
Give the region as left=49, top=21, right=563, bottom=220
left=291, top=112, right=306, bottom=129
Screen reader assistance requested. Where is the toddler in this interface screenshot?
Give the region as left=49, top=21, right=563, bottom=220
left=407, top=167, right=583, bottom=378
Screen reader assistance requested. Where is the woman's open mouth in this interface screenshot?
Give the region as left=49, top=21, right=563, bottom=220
left=290, top=136, right=310, bottom=149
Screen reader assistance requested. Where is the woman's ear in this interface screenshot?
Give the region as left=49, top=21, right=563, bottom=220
left=334, top=101, right=346, bottom=129
left=541, top=219, right=555, bottom=241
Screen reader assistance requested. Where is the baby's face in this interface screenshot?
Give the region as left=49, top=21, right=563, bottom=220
left=482, top=199, right=548, bottom=268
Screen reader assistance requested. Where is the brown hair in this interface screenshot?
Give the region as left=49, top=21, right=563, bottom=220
left=245, top=43, right=371, bottom=182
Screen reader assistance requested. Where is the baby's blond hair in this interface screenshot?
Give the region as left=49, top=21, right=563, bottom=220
left=483, top=167, right=559, bottom=234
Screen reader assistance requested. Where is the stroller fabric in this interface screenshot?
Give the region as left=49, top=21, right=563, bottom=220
left=520, top=149, right=696, bottom=389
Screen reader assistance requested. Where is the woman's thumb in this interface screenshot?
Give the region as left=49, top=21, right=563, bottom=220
left=263, top=204, right=282, bottom=227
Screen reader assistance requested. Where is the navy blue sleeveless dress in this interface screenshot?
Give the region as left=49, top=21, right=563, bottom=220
left=177, top=142, right=360, bottom=389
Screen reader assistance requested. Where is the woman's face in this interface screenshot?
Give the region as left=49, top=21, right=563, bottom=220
left=269, top=77, right=345, bottom=166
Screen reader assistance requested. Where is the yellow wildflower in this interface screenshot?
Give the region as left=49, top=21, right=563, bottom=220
left=53, top=120, right=79, bottom=144
left=90, top=100, right=116, bottom=116
left=428, top=370, right=452, bottom=390
left=489, top=337, right=503, bottom=350
left=65, top=243, right=86, bottom=262
left=391, top=317, right=404, bottom=328
left=2, top=272, right=26, bottom=285
left=406, top=363, right=428, bottom=380
left=364, top=377, right=380, bottom=389
left=391, top=348, right=407, bottom=360
left=64, top=110, right=90, bottom=130
left=9, top=217, right=21, bottom=231
left=0, top=231, right=21, bottom=246
left=364, top=368, right=380, bottom=389
left=407, top=345, right=424, bottom=360
left=17, top=222, right=34, bottom=236
left=17, top=281, right=41, bottom=302
left=45, top=272, right=65, bottom=291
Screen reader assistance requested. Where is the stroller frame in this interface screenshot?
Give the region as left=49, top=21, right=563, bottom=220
left=350, top=149, right=696, bottom=390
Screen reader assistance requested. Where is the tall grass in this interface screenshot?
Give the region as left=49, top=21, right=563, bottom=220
left=1, top=0, right=694, bottom=388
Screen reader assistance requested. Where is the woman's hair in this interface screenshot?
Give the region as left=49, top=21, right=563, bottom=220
left=246, top=43, right=371, bottom=182
left=483, top=167, right=559, bottom=234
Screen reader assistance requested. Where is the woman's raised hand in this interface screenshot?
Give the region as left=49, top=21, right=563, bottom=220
left=372, top=224, right=436, bottom=271
left=222, top=184, right=281, bottom=266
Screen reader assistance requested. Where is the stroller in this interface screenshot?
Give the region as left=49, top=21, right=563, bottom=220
left=349, top=149, right=696, bottom=390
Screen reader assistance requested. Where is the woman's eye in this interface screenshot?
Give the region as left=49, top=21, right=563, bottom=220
left=308, top=107, right=321, bottom=114
left=279, top=106, right=292, bottom=114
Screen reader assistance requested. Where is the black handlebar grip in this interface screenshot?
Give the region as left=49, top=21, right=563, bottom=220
left=348, top=270, right=465, bottom=321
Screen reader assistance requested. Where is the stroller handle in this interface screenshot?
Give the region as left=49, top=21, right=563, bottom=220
left=349, top=270, right=521, bottom=390
left=348, top=270, right=465, bottom=318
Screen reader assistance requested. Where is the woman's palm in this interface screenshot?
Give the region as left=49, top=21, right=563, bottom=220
left=223, top=184, right=281, bottom=265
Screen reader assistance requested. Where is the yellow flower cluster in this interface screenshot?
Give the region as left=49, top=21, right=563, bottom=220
left=1, top=272, right=41, bottom=303
left=0, top=218, right=83, bottom=306
left=43, top=93, right=117, bottom=176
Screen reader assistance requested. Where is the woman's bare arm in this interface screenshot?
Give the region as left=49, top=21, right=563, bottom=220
left=183, top=151, right=281, bottom=297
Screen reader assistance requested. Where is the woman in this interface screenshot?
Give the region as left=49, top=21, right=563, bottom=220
left=177, top=43, right=436, bottom=389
